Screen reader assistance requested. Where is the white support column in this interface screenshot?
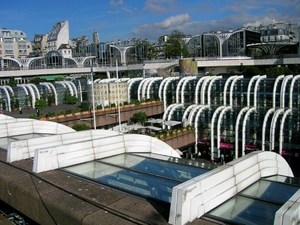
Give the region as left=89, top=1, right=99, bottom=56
left=216, top=106, right=232, bottom=153
left=158, top=78, right=168, bottom=100
left=273, top=75, right=285, bottom=108
left=235, top=107, right=249, bottom=159
left=253, top=75, right=266, bottom=107
left=289, top=74, right=300, bottom=108
left=229, top=75, right=243, bottom=106
left=181, top=76, right=197, bottom=104
left=28, top=84, right=40, bottom=100
left=163, top=77, right=179, bottom=111
left=182, top=104, right=197, bottom=126
left=269, top=108, right=284, bottom=151
left=162, top=103, right=177, bottom=129
left=280, top=75, right=293, bottom=108
left=210, top=106, right=226, bottom=160
left=0, top=86, right=12, bottom=111
left=241, top=107, right=256, bottom=156
left=195, top=76, right=207, bottom=105
left=67, top=81, right=78, bottom=98
left=201, top=76, right=215, bottom=105
left=187, top=105, right=203, bottom=125
left=137, top=78, right=148, bottom=101
left=147, top=77, right=162, bottom=99
left=194, top=105, right=210, bottom=153
left=141, top=78, right=153, bottom=101
left=279, top=109, right=292, bottom=155
left=261, top=108, right=275, bottom=151
left=247, top=75, right=260, bottom=107
left=207, top=76, right=222, bottom=106
left=223, top=75, right=236, bottom=106
left=176, top=77, right=186, bottom=103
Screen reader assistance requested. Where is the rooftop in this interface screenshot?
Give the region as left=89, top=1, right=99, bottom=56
left=0, top=114, right=299, bottom=225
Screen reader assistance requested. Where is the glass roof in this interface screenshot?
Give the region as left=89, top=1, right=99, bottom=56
left=205, top=175, right=300, bottom=225
left=63, top=153, right=212, bottom=203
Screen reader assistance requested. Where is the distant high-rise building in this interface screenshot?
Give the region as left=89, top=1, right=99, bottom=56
left=93, top=32, right=100, bottom=44
left=0, top=28, right=32, bottom=58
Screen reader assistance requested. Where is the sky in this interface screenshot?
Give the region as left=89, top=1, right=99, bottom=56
left=1, top=0, right=300, bottom=43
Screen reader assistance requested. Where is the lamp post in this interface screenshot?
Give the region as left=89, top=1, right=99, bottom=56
left=116, top=59, right=122, bottom=133
left=90, top=59, right=96, bottom=129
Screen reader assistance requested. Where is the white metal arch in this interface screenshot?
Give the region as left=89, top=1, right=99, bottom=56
left=280, top=75, right=293, bottom=108
left=247, top=75, right=260, bottom=107
left=158, top=77, right=169, bottom=100
left=66, top=81, right=78, bottom=98
left=137, top=78, right=149, bottom=101
left=229, top=75, right=243, bottom=106
left=216, top=106, right=232, bottom=153
left=62, top=81, right=74, bottom=96
left=0, top=86, right=12, bottom=111
left=261, top=108, right=276, bottom=151
left=223, top=75, right=237, bottom=106
left=273, top=75, right=285, bottom=108
left=28, top=83, right=40, bottom=100
left=127, top=77, right=143, bottom=103
left=163, top=77, right=179, bottom=110
left=210, top=105, right=226, bottom=160
left=235, top=107, right=249, bottom=159
left=181, top=76, right=197, bottom=104
left=270, top=108, right=285, bottom=151
left=207, top=76, right=222, bottom=106
left=241, top=107, right=256, bottom=156
left=182, top=104, right=197, bottom=126
left=289, top=74, right=300, bottom=109
left=195, top=76, right=207, bottom=105
left=4, top=85, right=14, bottom=96
left=141, top=78, right=154, bottom=100
left=279, top=108, right=293, bottom=155
left=194, top=105, right=210, bottom=153
left=253, top=75, right=267, bottom=107
left=201, top=76, right=215, bottom=105
left=162, top=103, right=178, bottom=129
left=45, top=82, right=58, bottom=105
left=146, top=77, right=162, bottom=99
left=77, top=80, right=83, bottom=102
left=176, top=77, right=187, bottom=103
left=167, top=104, right=184, bottom=129
left=188, top=104, right=204, bottom=125
left=25, top=84, right=37, bottom=108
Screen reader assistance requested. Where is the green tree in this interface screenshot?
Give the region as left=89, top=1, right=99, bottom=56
left=65, top=95, right=78, bottom=105
left=164, top=30, right=190, bottom=59
left=35, top=99, right=47, bottom=110
left=131, top=111, right=148, bottom=125
left=72, top=124, right=91, bottom=131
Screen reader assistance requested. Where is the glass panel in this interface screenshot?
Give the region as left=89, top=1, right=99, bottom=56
left=264, top=175, right=300, bottom=187
left=64, top=161, right=179, bottom=203
left=207, top=196, right=280, bottom=225
left=98, top=154, right=208, bottom=182
left=241, top=180, right=299, bottom=204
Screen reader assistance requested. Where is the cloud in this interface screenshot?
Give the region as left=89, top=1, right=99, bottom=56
left=131, top=14, right=190, bottom=41
left=144, top=0, right=175, bottom=13
left=109, top=0, right=125, bottom=7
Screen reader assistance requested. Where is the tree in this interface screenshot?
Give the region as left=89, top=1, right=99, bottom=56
left=65, top=95, right=78, bottom=105
left=164, top=30, right=190, bottom=59
left=35, top=99, right=47, bottom=111
left=72, top=124, right=90, bottom=131
left=131, top=111, right=147, bottom=125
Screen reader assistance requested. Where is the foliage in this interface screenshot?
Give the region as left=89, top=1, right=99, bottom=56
left=78, top=102, right=90, bottom=112
left=131, top=111, right=147, bottom=125
left=134, top=39, right=156, bottom=60
left=65, top=95, right=78, bottom=105
left=72, top=124, right=91, bottom=131
left=242, top=66, right=261, bottom=77
left=31, top=77, right=46, bottom=85
left=164, top=30, right=190, bottom=59
left=8, top=78, right=16, bottom=87
left=35, top=99, right=47, bottom=110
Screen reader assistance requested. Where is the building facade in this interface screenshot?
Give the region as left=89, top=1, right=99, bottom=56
left=0, top=28, right=32, bottom=59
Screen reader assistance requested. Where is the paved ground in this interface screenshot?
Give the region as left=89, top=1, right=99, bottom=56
left=2, top=104, right=80, bottom=119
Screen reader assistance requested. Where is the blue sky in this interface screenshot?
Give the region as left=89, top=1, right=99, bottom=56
left=1, top=0, right=299, bottom=42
